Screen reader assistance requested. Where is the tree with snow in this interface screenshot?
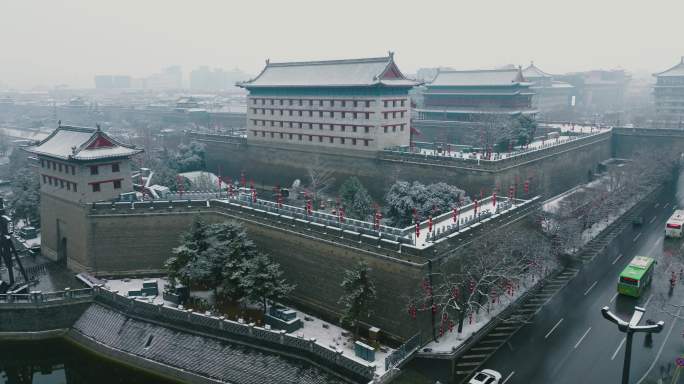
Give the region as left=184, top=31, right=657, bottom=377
left=385, top=181, right=468, bottom=227
left=240, top=253, right=294, bottom=315
left=408, top=226, right=551, bottom=338
left=338, top=261, right=377, bottom=340
left=338, top=177, right=373, bottom=220
left=171, top=141, right=207, bottom=172
left=9, top=167, right=41, bottom=227
left=165, top=219, right=259, bottom=300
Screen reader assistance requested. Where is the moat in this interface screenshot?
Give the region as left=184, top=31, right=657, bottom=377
left=0, top=340, right=176, bottom=384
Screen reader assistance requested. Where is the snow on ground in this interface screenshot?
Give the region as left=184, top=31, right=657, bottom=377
left=288, top=305, right=393, bottom=374
left=102, top=278, right=393, bottom=374
left=103, top=277, right=166, bottom=305
left=410, top=197, right=517, bottom=248
left=423, top=270, right=548, bottom=353
left=414, top=126, right=611, bottom=161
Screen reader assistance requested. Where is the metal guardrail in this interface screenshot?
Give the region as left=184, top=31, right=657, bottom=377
left=380, top=130, right=611, bottom=171
left=385, top=333, right=421, bottom=371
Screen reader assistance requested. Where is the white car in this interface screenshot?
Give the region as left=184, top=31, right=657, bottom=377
left=468, top=369, right=502, bottom=384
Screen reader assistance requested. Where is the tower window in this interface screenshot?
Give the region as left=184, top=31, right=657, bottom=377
left=90, top=165, right=99, bottom=175
left=113, top=180, right=122, bottom=189
left=92, top=183, right=101, bottom=192
left=112, top=163, right=120, bottom=172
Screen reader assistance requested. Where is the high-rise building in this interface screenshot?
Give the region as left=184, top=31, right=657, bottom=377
left=94, top=75, right=132, bottom=89
left=238, top=54, right=419, bottom=151
left=189, top=66, right=250, bottom=91
left=653, top=57, right=684, bottom=127
left=145, top=66, right=183, bottom=89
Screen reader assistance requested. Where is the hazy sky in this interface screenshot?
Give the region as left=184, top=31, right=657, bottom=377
left=2, top=0, right=683, bottom=89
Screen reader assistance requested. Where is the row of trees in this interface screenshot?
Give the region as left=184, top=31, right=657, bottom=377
left=165, top=219, right=293, bottom=314
left=409, top=225, right=551, bottom=336
left=540, top=149, right=680, bottom=264
left=143, top=141, right=207, bottom=192
left=166, top=217, right=379, bottom=340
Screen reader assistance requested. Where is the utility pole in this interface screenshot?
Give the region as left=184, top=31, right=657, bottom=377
left=601, top=306, right=664, bottom=384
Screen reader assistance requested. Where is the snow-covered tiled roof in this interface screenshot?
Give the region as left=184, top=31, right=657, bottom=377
left=429, top=68, right=530, bottom=87
left=26, top=124, right=142, bottom=161
left=655, top=57, right=684, bottom=77
left=522, top=62, right=553, bottom=79
left=238, top=53, right=419, bottom=88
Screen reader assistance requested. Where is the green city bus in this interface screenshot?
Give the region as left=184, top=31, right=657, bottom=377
left=617, top=256, right=655, bottom=298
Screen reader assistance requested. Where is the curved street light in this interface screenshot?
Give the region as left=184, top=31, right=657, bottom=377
left=601, top=306, right=664, bottom=384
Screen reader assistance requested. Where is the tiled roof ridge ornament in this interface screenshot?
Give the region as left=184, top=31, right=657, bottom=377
left=388, top=51, right=394, bottom=59
left=71, top=146, right=77, bottom=155
left=58, top=120, right=61, bottom=128
left=265, top=58, right=270, bottom=66
left=96, top=123, right=101, bottom=132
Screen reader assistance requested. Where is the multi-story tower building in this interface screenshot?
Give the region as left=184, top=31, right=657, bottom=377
left=654, top=57, right=684, bottom=127
left=26, top=124, right=142, bottom=269
left=522, top=62, right=575, bottom=116
left=238, top=53, right=419, bottom=151
left=416, top=68, right=537, bottom=122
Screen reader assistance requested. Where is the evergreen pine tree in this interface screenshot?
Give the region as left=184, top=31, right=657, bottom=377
left=339, top=261, right=376, bottom=340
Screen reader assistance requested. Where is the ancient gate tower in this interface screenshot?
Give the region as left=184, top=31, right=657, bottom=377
left=26, top=123, right=142, bottom=272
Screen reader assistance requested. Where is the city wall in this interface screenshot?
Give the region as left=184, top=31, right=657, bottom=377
left=82, top=197, right=539, bottom=340
left=612, top=127, right=684, bottom=158
left=193, top=131, right=612, bottom=201
left=0, top=289, right=374, bottom=384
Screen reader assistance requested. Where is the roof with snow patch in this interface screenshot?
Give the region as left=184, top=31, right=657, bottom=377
left=26, top=124, right=142, bottom=161
left=238, top=53, right=419, bottom=88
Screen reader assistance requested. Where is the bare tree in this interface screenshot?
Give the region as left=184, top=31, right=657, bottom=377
left=306, top=155, right=335, bottom=206
left=408, top=227, right=552, bottom=338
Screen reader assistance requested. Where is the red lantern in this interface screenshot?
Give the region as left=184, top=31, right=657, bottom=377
left=474, top=199, right=479, bottom=216
left=492, top=191, right=497, bottom=207
left=524, top=179, right=530, bottom=194
left=452, top=207, right=458, bottom=223
left=415, top=222, right=420, bottom=238
left=428, top=215, right=433, bottom=232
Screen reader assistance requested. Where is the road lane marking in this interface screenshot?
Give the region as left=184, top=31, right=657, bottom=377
left=502, top=371, right=515, bottom=384
left=610, top=292, right=619, bottom=303
left=648, top=239, right=662, bottom=256
left=633, top=232, right=642, bottom=242
left=636, top=308, right=682, bottom=384
left=643, top=294, right=653, bottom=308
left=611, top=337, right=626, bottom=360
left=584, top=281, right=598, bottom=296
left=545, top=318, right=563, bottom=339
left=612, top=254, right=622, bottom=265
left=574, top=327, right=592, bottom=349
left=649, top=216, right=657, bottom=224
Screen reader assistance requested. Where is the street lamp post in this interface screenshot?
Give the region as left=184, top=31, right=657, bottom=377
left=601, top=306, right=664, bottom=384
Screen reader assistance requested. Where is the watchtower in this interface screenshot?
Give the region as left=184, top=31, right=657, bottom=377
left=25, top=123, right=142, bottom=271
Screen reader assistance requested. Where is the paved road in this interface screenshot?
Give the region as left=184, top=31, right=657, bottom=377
left=483, top=182, right=684, bottom=384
